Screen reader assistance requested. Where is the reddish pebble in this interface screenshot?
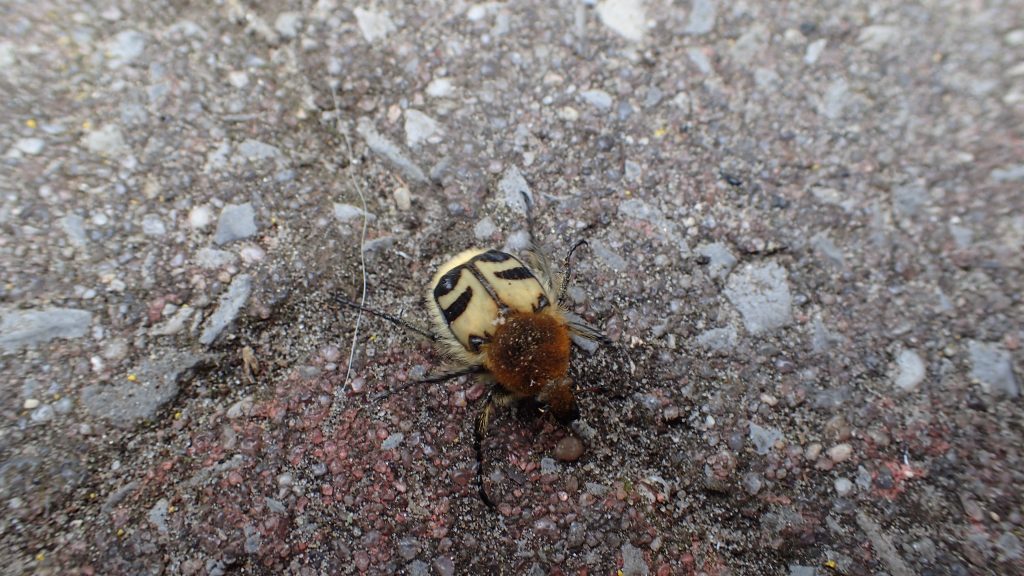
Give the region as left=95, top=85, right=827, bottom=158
left=354, top=551, right=370, bottom=572
left=227, top=471, right=243, bottom=485
left=466, top=382, right=487, bottom=401
left=553, top=436, right=584, bottom=462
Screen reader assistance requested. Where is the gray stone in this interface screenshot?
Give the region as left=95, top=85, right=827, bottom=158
left=0, top=308, right=92, bottom=353
left=404, top=109, right=442, bottom=147
left=696, top=242, right=736, bottom=279
left=695, top=325, right=737, bottom=353
left=150, top=306, right=196, bottom=336
left=990, top=164, right=1024, bottom=182
left=731, top=24, right=768, bottom=65
left=356, top=117, right=428, bottom=184
left=362, top=236, right=395, bottom=254
left=214, top=203, right=257, bottom=245
left=596, top=0, right=646, bottom=42
left=858, top=25, right=900, bottom=51
left=620, top=542, right=649, bottom=576
left=749, top=422, right=783, bottom=454
left=812, top=232, right=845, bottom=268
left=684, top=0, right=717, bottom=35
left=892, top=349, right=926, bottom=392
left=618, top=199, right=682, bottom=243
left=200, top=274, right=252, bottom=345
left=687, top=48, right=712, bottom=74
left=30, top=404, right=54, bottom=423
left=968, top=340, right=1019, bottom=397
left=333, top=203, right=376, bottom=224
left=14, top=138, right=44, bottom=155
left=381, top=433, right=404, bottom=450
left=234, top=139, right=284, bottom=164
left=500, top=165, right=533, bottom=215
left=856, top=511, right=914, bottom=576
left=148, top=498, right=170, bottom=534
left=590, top=239, right=627, bottom=272
left=834, top=477, right=853, bottom=496
left=354, top=8, right=395, bottom=43
left=788, top=566, right=817, bottom=576
left=540, top=457, right=557, bottom=474
left=81, top=350, right=207, bottom=427
left=195, top=248, right=238, bottom=269
left=742, top=472, right=763, bottom=495
left=805, top=39, right=827, bottom=64
left=580, top=89, right=613, bottom=111
left=243, top=524, right=261, bottom=554
left=141, top=214, right=166, bottom=236
left=60, top=214, right=88, bottom=246
left=724, top=262, right=793, bottom=335
left=997, top=531, right=1022, bottom=561
left=104, top=30, right=146, bottom=68
left=474, top=217, right=497, bottom=239
left=892, top=184, right=929, bottom=220
left=83, top=124, right=130, bottom=158
left=820, top=78, right=851, bottom=121
left=274, top=12, right=301, bottom=38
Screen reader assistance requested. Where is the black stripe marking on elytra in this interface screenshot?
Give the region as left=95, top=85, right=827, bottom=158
left=493, top=266, right=535, bottom=281
left=441, top=286, right=472, bottom=324
left=433, top=267, right=463, bottom=299
left=477, top=250, right=512, bottom=262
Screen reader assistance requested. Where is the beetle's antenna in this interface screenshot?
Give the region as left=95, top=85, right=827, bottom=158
left=521, top=190, right=535, bottom=243
left=558, top=239, right=590, bottom=304
left=335, top=296, right=438, bottom=342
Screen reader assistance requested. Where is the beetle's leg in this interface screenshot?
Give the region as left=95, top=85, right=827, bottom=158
left=370, top=365, right=484, bottom=403
left=475, top=386, right=516, bottom=509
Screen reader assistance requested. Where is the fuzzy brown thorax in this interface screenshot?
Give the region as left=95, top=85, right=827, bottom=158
left=482, top=310, right=576, bottom=419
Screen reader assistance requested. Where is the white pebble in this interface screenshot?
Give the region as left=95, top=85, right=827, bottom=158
left=393, top=186, right=412, bottom=210
left=15, top=138, right=45, bottom=155
left=189, top=205, right=213, bottom=229
left=828, top=443, right=853, bottom=463
left=834, top=477, right=854, bottom=496
left=23, top=398, right=40, bottom=410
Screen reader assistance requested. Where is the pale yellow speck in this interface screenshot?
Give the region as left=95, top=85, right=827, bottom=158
left=127, top=373, right=138, bottom=382
left=174, top=411, right=182, bottom=420
left=168, top=505, right=177, bottom=513
left=35, top=552, right=44, bottom=562
left=82, top=120, right=92, bottom=131
left=654, top=127, right=668, bottom=138
left=824, top=559, right=837, bottom=569
left=26, top=119, right=37, bottom=129
left=117, top=528, right=125, bottom=537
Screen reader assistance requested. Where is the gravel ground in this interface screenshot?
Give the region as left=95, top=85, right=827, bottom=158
left=2, top=1, right=1023, bottom=574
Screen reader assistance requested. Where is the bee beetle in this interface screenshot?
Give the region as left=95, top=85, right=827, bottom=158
left=341, top=194, right=608, bottom=507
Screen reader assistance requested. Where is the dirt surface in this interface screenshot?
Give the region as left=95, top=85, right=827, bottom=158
left=2, top=1, right=1023, bottom=574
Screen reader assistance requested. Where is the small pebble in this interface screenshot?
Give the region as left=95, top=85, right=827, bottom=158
left=553, top=436, right=584, bottom=462
left=828, top=443, right=853, bottom=463
left=393, top=186, right=412, bottom=210
left=23, top=398, right=40, bottom=410
left=432, top=556, right=455, bottom=576
left=742, top=472, right=763, bottom=495
left=834, top=477, right=853, bottom=496
left=31, top=404, right=55, bottom=423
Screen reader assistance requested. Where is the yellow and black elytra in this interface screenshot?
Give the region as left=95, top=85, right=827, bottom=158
left=339, top=193, right=608, bottom=507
